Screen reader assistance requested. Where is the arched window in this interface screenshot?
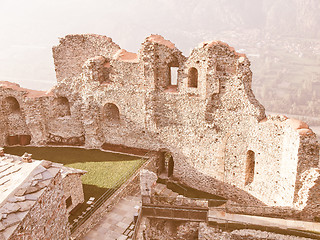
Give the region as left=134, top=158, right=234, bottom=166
left=245, top=150, right=255, bottom=185
left=53, top=97, right=71, bottom=117
left=3, top=97, right=20, bottom=114
left=188, top=67, right=198, bottom=88
left=103, top=103, right=120, bottom=123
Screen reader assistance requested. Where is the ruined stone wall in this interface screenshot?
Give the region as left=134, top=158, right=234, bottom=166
left=0, top=82, right=86, bottom=146
left=138, top=219, right=314, bottom=240
left=52, top=34, right=121, bottom=83
left=198, top=223, right=313, bottom=240
left=62, top=174, right=85, bottom=213
left=1, top=34, right=319, bottom=213
left=9, top=173, right=70, bottom=240
left=0, top=86, right=31, bottom=142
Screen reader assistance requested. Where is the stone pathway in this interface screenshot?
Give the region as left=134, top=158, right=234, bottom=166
left=81, top=195, right=141, bottom=240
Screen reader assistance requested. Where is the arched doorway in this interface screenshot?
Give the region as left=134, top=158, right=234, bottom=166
left=158, top=150, right=174, bottom=179
left=2, top=96, right=30, bottom=145
left=102, top=103, right=120, bottom=124
left=3, top=96, right=21, bottom=114
left=53, top=97, right=71, bottom=118
left=188, top=67, right=198, bottom=88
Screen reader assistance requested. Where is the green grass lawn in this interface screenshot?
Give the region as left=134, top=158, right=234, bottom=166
left=72, top=160, right=143, bottom=189
left=4, top=146, right=146, bottom=203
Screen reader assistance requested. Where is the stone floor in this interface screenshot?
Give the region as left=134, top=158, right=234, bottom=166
left=81, top=195, right=141, bottom=240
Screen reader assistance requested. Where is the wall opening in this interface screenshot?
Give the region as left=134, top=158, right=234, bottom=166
left=103, top=103, right=120, bottom=123
left=168, top=59, right=179, bottom=86
left=159, top=151, right=174, bottom=178
left=168, top=155, right=174, bottom=177
left=245, top=150, right=255, bottom=185
left=169, top=67, right=179, bottom=86
left=3, top=97, right=21, bottom=114
left=66, top=196, right=72, bottom=209
left=188, top=67, right=198, bottom=88
left=53, top=97, right=71, bottom=118
left=159, top=151, right=166, bottom=174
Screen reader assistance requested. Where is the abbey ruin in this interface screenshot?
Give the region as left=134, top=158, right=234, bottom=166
left=0, top=34, right=320, bottom=227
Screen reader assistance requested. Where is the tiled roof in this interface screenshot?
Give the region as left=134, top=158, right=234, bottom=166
left=0, top=154, right=85, bottom=239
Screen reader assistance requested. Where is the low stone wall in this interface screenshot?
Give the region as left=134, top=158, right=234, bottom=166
left=71, top=153, right=157, bottom=240
left=198, top=223, right=314, bottom=240
left=63, top=174, right=85, bottom=213
left=137, top=218, right=199, bottom=240
left=222, top=203, right=302, bottom=220
left=101, top=143, right=151, bottom=156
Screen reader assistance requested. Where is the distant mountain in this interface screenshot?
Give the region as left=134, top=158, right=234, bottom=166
left=168, top=0, right=320, bottom=38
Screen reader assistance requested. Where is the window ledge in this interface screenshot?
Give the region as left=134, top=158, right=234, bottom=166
left=164, top=85, right=178, bottom=93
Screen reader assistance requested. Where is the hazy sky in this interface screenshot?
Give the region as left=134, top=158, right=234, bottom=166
left=1, top=0, right=210, bottom=89
left=0, top=0, right=319, bottom=90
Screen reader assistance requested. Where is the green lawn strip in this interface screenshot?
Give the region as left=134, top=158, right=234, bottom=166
left=4, top=145, right=145, bottom=196
left=66, top=160, right=144, bottom=189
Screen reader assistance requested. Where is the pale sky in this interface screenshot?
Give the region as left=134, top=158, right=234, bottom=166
left=0, top=0, right=319, bottom=90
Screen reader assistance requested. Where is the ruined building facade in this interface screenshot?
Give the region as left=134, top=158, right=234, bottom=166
left=0, top=34, right=319, bottom=218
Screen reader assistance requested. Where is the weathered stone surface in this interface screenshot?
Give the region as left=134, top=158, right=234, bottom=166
left=62, top=173, right=85, bottom=213
left=141, top=218, right=199, bottom=240
left=17, top=201, right=36, bottom=212
left=0, top=153, right=84, bottom=239
left=8, top=173, right=70, bottom=240
left=140, top=170, right=157, bottom=197
left=1, top=203, right=20, bottom=214
left=198, top=223, right=314, bottom=240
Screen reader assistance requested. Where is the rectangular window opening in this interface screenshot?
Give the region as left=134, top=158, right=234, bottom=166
left=170, top=67, right=178, bottom=86
left=66, top=196, right=72, bottom=208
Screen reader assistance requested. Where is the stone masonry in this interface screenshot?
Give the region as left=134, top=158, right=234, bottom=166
left=0, top=153, right=70, bottom=240
left=0, top=34, right=319, bottom=219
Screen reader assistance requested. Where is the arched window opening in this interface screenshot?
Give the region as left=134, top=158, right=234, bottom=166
left=3, top=97, right=20, bottom=114
left=245, top=150, right=255, bottom=185
left=188, top=67, right=198, bottom=88
left=103, top=103, right=120, bottom=123
left=53, top=97, right=71, bottom=118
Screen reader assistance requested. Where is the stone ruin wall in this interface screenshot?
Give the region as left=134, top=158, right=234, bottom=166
left=138, top=219, right=314, bottom=240
left=8, top=173, right=70, bottom=240
left=0, top=34, right=319, bottom=216
left=62, top=174, right=85, bottom=213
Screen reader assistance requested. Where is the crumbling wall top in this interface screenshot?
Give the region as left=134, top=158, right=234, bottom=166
left=53, top=34, right=122, bottom=82
left=259, top=115, right=314, bottom=136
left=113, top=49, right=139, bottom=62
left=0, top=81, right=53, bottom=98
left=146, top=34, right=176, bottom=49
left=198, top=40, right=247, bottom=58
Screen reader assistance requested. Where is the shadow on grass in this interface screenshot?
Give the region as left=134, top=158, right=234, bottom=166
left=4, top=146, right=138, bottom=164
left=69, top=184, right=110, bottom=223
